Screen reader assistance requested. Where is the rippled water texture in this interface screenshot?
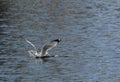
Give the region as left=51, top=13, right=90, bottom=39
left=0, top=0, right=120, bottom=82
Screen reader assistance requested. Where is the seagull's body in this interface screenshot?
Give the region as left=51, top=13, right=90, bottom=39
left=26, top=39, right=61, bottom=58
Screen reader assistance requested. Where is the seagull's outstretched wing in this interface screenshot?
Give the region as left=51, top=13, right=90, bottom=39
left=25, top=38, right=37, bottom=51
left=40, top=39, right=61, bottom=56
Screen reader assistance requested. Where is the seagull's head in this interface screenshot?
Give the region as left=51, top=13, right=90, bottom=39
left=52, top=39, right=61, bottom=43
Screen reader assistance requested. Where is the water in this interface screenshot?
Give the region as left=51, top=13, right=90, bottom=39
left=0, top=0, right=120, bottom=82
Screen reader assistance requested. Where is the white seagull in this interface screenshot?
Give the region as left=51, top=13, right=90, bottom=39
left=25, top=39, right=61, bottom=58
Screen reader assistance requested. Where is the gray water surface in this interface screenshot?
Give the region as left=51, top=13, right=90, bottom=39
left=0, top=0, right=120, bottom=82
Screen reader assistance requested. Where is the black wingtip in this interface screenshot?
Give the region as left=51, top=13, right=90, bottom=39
left=52, top=39, right=61, bottom=43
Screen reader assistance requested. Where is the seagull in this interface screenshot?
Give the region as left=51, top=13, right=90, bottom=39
left=25, top=39, right=61, bottom=58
